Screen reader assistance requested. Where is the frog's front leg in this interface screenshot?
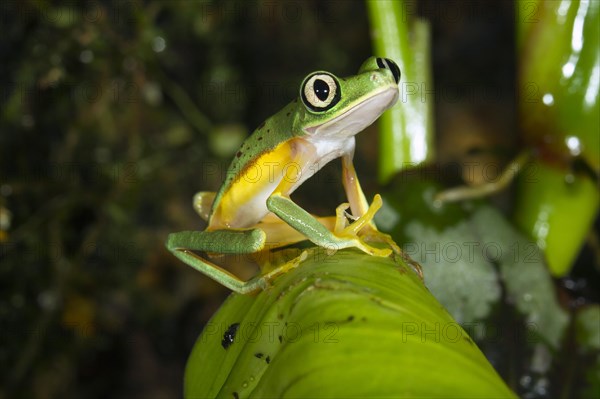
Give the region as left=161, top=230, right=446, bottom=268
left=266, top=192, right=391, bottom=257
left=166, top=229, right=271, bottom=294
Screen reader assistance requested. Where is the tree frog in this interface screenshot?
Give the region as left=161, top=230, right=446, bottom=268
left=167, top=57, right=401, bottom=294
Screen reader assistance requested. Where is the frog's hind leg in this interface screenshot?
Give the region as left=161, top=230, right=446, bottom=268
left=166, top=229, right=269, bottom=294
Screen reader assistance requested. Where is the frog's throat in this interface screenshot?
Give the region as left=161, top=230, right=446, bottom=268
left=303, top=86, right=399, bottom=137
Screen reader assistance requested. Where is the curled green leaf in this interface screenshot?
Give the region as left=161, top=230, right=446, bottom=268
left=185, top=248, right=515, bottom=398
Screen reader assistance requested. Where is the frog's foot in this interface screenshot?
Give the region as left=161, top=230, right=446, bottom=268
left=359, top=228, right=402, bottom=255
left=334, top=202, right=352, bottom=233
left=330, top=194, right=392, bottom=257
left=329, top=234, right=392, bottom=257
left=358, top=229, right=423, bottom=279
left=266, top=193, right=392, bottom=258
left=341, top=194, right=384, bottom=236
left=345, top=195, right=423, bottom=279
left=259, top=250, right=308, bottom=287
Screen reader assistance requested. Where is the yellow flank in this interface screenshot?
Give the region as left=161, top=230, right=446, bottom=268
left=216, top=141, right=296, bottom=226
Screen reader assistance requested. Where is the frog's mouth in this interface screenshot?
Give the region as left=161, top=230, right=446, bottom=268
left=303, top=86, right=399, bottom=137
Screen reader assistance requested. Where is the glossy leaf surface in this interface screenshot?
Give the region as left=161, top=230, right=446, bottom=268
left=185, top=248, right=515, bottom=398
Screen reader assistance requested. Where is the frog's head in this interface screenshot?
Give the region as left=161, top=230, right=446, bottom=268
left=297, top=57, right=400, bottom=138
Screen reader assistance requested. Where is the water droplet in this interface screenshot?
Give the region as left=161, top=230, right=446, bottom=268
left=22, top=115, right=35, bottom=128
left=542, top=93, right=554, bottom=106
left=0, top=184, right=12, bottom=196
left=565, top=136, right=581, bottom=156
left=562, top=60, right=575, bottom=79
left=38, top=291, right=58, bottom=310
left=152, top=36, right=166, bottom=53
left=143, top=82, right=162, bottom=106
left=80, top=49, right=94, bottom=63
left=520, top=374, right=532, bottom=387
left=564, top=173, right=575, bottom=184
left=533, top=377, right=549, bottom=396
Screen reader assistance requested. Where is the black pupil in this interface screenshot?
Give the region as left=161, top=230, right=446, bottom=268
left=314, top=79, right=330, bottom=101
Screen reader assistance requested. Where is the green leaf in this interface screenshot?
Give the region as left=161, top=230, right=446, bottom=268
left=514, top=160, right=599, bottom=276
left=185, top=248, right=515, bottom=398
left=515, top=0, right=600, bottom=277
left=380, top=177, right=568, bottom=348
left=517, top=0, right=600, bottom=171
left=403, top=219, right=501, bottom=324
left=471, top=207, right=569, bottom=349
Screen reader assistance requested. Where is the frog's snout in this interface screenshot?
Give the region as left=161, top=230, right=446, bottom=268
left=376, top=57, right=401, bottom=84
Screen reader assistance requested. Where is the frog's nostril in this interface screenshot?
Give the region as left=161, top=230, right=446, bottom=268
left=376, top=57, right=401, bottom=84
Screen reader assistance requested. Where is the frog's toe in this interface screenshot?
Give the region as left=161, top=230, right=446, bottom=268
left=341, top=194, right=383, bottom=236
left=334, top=202, right=352, bottom=233
left=360, top=242, right=392, bottom=257
left=329, top=234, right=392, bottom=258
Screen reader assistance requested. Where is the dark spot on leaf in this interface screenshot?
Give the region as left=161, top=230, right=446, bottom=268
left=233, top=393, right=239, bottom=399
left=347, top=315, right=354, bottom=322
left=286, top=112, right=291, bottom=117
left=277, top=313, right=283, bottom=319
left=254, top=353, right=264, bottom=359
left=267, top=129, right=270, bottom=133
left=278, top=335, right=283, bottom=343
left=257, top=136, right=263, bottom=141
left=236, top=151, right=242, bottom=158
left=265, top=355, right=271, bottom=364
left=222, top=323, right=240, bottom=349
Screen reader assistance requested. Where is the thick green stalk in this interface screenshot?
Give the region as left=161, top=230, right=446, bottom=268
left=366, top=0, right=434, bottom=184
left=185, top=248, right=515, bottom=398
left=367, top=0, right=434, bottom=183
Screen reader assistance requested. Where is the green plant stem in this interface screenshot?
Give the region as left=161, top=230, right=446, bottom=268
left=366, top=0, right=434, bottom=183
left=185, top=248, right=516, bottom=398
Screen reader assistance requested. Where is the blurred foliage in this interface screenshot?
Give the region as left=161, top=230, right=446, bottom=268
left=379, top=176, right=569, bottom=349
left=515, top=0, right=599, bottom=277
left=375, top=1, right=599, bottom=397
left=0, top=1, right=373, bottom=398
left=517, top=0, right=599, bottom=171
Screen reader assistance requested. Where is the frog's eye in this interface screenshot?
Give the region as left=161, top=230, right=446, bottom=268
left=301, top=73, right=341, bottom=112
left=376, top=57, right=401, bottom=84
